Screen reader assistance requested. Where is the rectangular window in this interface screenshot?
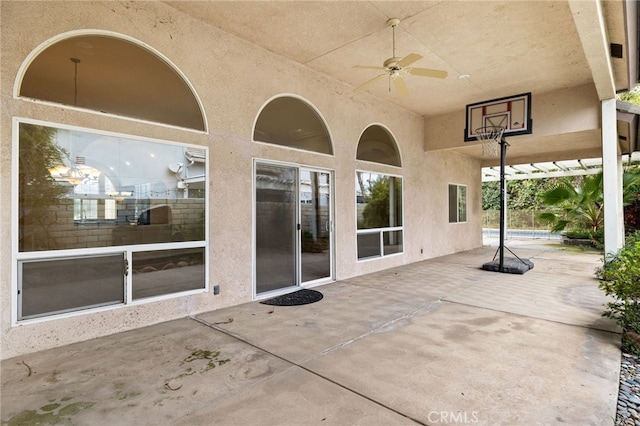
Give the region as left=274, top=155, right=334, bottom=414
left=19, top=122, right=206, bottom=252
left=18, top=254, right=125, bottom=320
left=357, top=232, right=381, bottom=259
left=73, top=199, right=98, bottom=220
left=132, top=247, right=205, bottom=300
left=449, top=184, right=467, bottom=223
left=383, top=230, right=403, bottom=255
left=15, top=119, right=208, bottom=321
left=356, top=171, right=403, bottom=260
left=105, top=199, right=117, bottom=220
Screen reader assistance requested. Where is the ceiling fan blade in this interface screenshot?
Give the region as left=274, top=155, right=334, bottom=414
left=354, top=74, right=386, bottom=92
left=354, top=65, right=386, bottom=71
left=393, top=75, right=409, bottom=97
left=396, top=53, right=423, bottom=68
left=405, top=67, right=448, bottom=79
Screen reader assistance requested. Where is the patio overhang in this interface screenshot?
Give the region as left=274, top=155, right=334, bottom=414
left=482, top=101, right=640, bottom=182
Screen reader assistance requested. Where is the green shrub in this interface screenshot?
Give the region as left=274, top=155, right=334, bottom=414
left=564, top=229, right=593, bottom=240
left=597, top=231, right=640, bottom=354
left=562, top=228, right=605, bottom=249
left=590, top=228, right=605, bottom=249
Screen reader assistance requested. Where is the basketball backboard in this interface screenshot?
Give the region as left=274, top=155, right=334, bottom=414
left=464, top=92, right=532, bottom=141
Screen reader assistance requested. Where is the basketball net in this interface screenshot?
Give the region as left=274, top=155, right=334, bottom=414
left=475, top=126, right=504, bottom=158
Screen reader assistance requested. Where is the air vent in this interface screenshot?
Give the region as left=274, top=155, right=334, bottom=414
left=610, top=43, right=623, bottom=59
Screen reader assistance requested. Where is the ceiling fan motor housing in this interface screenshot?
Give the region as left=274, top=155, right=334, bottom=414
left=352, top=17, right=447, bottom=95
left=383, top=57, right=402, bottom=70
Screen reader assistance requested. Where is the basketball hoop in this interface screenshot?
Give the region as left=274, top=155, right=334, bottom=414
left=475, top=126, right=504, bottom=158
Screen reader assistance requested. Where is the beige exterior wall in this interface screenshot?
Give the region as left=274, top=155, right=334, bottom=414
left=424, top=84, right=603, bottom=167
left=424, top=84, right=601, bottom=152
left=0, top=1, right=513, bottom=359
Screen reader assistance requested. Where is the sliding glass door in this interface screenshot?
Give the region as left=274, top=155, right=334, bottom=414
left=300, top=170, right=331, bottom=283
left=255, top=162, right=333, bottom=296
left=255, top=163, right=298, bottom=294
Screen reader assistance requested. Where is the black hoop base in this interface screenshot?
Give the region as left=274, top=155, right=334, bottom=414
left=482, top=255, right=534, bottom=274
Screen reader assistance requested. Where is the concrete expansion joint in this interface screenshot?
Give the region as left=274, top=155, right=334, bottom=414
left=188, top=313, right=431, bottom=426
left=189, top=314, right=312, bottom=371
left=320, top=300, right=443, bottom=356
left=188, top=315, right=252, bottom=346
left=189, top=299, right=443, bottom=363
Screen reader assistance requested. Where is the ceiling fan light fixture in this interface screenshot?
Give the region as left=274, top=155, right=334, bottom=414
left=353, top=18, right=447, bottom=95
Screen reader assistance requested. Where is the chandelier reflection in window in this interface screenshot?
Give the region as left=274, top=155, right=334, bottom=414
left=106, top=190, right=132, bottom=201
left=48, top=156, right=101, bottom=186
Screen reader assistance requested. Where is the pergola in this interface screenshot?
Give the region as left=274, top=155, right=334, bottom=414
left=482, top=152, right=640, bottom=182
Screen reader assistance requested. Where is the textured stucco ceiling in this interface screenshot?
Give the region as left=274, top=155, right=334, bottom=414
left=163, top=0, right=632, bottom=118
left=13, top=1, right=635, bottom=164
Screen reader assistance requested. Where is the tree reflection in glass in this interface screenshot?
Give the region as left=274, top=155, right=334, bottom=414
left=19, top=123, right=69, bottom=251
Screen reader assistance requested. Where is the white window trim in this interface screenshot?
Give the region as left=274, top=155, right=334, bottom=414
left=12, top=117, right=209, bottom=326
left=449, top=183, right=468, bottom=224
left=252, top=158, right=337, bottom=300
left=13, top=29, right=208, bottom=135
left=355, top=122, right=403, bottom=167
left=355, top=169, right=404, bottom=261
left=251, top=93, right=335, bottom=157
left=355, top=226, right=404, bottom=261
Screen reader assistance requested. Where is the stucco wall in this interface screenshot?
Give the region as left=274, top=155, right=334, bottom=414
left=424, top=84, right=601, bottom=152
left=0, top=1, right=483, bottom=359
left=423, top=84, right=603, bottom=167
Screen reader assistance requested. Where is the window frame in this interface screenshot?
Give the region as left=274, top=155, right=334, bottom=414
left=17, top=252, right=127, bottom=320
left=14, top=29, right=208, bottom=134
left=355, top=169, right=404, bottom=261
left=252, top=94, right=335, bottom=156
left=356, top=124, right=402, bottom=167
left=448, top=183, right=468, bottom=224
left=12, top=117, right=209, bottom=325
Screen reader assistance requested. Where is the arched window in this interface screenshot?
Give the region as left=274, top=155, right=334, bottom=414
left=14, top=32, right=209, bottom=322
left=356, top=125, right=401, bottom=167
left=355, top=125, right=403, bottom=260
left=254, top=96, right=333, bottom=155
left=19, top=33, right=205, bottom=131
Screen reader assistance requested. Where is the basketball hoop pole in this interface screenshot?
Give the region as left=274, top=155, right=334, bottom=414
left=489, top=136, right=533, bottom=274
left=486, top=135, right=533, bottom=274
left=498, top=136, right=507, bottom=271
left=475, top=125, right=533, bottom=274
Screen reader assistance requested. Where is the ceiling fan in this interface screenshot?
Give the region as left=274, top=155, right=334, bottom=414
left=353, top=18, right=447, bottom=96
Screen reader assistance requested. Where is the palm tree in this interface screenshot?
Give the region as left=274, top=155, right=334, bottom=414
left=538, top=173, right=603, bottom=235
left=538, top=169, right=640, bottom=237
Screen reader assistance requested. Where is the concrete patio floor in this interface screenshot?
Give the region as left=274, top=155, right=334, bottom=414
left=1, top=241, right=622, bottom=425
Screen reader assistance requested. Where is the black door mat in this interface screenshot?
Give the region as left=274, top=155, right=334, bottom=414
left=260, top=289, right=323, bottom=306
